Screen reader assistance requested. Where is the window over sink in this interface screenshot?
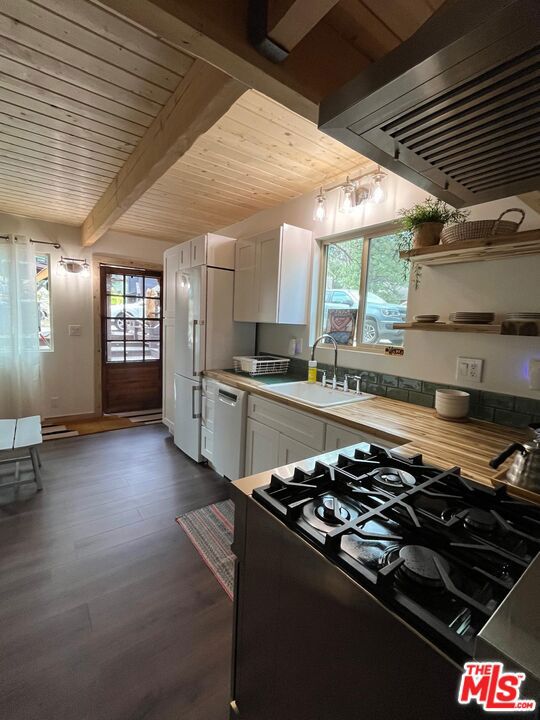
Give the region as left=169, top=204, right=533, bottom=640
left=319, top=225, right=409, bottom=349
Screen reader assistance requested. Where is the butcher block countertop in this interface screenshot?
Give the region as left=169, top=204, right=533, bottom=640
left=204, top=370, right=527, bottom=493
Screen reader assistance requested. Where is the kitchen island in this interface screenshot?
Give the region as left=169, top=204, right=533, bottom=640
left=212, top=370, right=539, bottom=719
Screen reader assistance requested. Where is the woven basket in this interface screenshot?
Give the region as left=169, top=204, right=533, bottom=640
left=440, top=208, right=525, bottom=245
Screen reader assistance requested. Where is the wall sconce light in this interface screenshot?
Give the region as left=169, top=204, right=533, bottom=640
left=58, top=257, right=90, bottom=277
left=369, top=166, right=387, bottom=204
left=338, top=177, right=356, bottom=214
left=314, top=166, right=388, bottom=219
left=313, top=188, right=327, bottom=222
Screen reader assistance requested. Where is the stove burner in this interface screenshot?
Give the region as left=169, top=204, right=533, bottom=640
left=373, top=467, right=417, bottom=489
left=463, top=508, right=497, bottom=534
left=302, top=495, right=360, bottom=533
left=398, top=545, right=450, bottom=588
left=316, top=496, right=351, bottom=524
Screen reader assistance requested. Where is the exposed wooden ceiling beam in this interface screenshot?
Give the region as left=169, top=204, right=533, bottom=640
left=81, top=59, right=245, bottom=246
left=267, top=0, right=341, bottom=52
left=95, top=0, right=371, bottom=122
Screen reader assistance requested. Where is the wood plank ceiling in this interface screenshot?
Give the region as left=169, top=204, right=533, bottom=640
left=111, top=90, right=375, bottom=241
left=0, top=0, right=442, bottom=238
left=0, top=0, right=194, bottom=225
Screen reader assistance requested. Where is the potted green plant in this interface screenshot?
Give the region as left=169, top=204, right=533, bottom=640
left=398, top=198, right=469, bottom=248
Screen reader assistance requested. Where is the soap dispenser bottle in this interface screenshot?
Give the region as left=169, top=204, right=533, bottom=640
left=307, top=359, right=317, bottom=383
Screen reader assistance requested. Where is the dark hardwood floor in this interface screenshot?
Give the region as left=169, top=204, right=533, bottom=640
left=0, top=425, right=232, bottom=720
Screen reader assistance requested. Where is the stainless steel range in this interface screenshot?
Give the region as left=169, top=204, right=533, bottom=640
left=252, top=444, right=540, bottom=665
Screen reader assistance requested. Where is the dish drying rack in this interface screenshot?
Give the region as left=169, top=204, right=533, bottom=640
left=233, top=355, right=290, bottom=376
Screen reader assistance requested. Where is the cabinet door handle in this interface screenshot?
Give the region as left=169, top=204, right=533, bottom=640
left=192, top=319, right=198, bottom=376
left=192, top=385, right=201, bottom=419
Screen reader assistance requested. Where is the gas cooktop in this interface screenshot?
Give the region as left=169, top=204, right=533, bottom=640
left=253, top=445, right=540, bottom=662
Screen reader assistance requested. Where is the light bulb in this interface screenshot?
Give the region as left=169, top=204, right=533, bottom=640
left=57, top=258, right=67, bottom=276
left=339, top=178, right=356, bottom=214
left=313, top=189, right=327, bottom=222
left=80, top=261, right=90, bottom=278
left=369, top=167, right=387, bottom=204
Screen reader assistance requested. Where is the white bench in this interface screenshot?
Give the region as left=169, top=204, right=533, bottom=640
left=0, top=416, right=43, bottom=491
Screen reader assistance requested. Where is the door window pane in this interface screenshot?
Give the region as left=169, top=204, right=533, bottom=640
left=125, top=275, right=144, bottom=297
left=145, top=276, right=160, bottom=297
left=361, top=234, right=408, bottom=346
left=144, top=295, right=160, bottom=321
left=106, top=295, right=124, bottom=318
left=107, top=341, right=124, bottom=362
left=144, top=320, right=160, bottom=340
left=321, top=238, right=362, bottom=346
left=106, top=273, right=124, bottom=295
left=125, top=341, right=144, bottom=361
left=106, top=318, right=122, bottom=341
left=144, top=341, right=160, bottom=361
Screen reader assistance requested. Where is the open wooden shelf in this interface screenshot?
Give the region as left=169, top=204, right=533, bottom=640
left=394, top=322, right=501, bottom=334
left=394, top=322, right=540, bottom=336
left=399, top=228, right=540, bottom=266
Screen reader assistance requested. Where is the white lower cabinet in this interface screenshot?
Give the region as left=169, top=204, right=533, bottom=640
left=325, top=421, right=397, bottom=452
left=244, top=392, right=400, bottom=476
left=325, top=422, right=363, bottom=452
left=201, top=378, right=217, bottom=463
left=201, top=426, right=214, bottom=463
left=245, top=418, right=280, bottom=475
left=278, top=435, right=319, bottom=466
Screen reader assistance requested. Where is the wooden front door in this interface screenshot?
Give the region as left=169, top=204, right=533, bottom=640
left=101, top=265, right=163, bottom=414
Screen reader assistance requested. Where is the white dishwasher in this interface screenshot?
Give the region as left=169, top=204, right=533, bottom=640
left=213, top=382, right=247, bottom=481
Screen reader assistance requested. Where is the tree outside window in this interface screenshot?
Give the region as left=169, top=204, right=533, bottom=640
left=320, top=228, right=409, bottom=348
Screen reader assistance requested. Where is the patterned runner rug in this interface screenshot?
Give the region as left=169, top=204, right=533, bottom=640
left=176, top=500, right=234, bottom=600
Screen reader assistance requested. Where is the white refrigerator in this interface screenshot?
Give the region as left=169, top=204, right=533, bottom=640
left=174, top=264, right=254, bottom=461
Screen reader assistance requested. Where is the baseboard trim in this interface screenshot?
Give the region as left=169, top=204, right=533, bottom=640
left=43, top=412, right=100, bottom=424
left=163, top=418, right=174, bottom=433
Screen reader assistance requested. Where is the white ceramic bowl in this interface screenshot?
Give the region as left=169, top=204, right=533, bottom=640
left=435, top=389, right=470, bottom=419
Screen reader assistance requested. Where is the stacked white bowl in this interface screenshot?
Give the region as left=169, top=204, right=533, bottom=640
left=435, top=389, right=470, bottom=419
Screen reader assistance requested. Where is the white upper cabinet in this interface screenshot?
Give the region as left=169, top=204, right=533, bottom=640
left=233, top=224, right=312, bottom=324
left=164, top=233, right=236, bottom=316
left=191, top=235, right=206, bottom=267
left=163, top=245, right=181, bottom=317
left=191, top=233, right=235, bottom=269
left=178, top=240, right=191, bottom=269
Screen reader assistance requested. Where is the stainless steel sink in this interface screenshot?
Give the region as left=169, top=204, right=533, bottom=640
left=268, top=381, right=373, bottom=408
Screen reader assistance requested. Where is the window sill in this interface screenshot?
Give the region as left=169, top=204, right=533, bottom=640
left=332, top=344, right=404, bottom=356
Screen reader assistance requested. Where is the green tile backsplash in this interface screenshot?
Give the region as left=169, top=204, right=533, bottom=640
left=276, top=355, right=537, bottom=429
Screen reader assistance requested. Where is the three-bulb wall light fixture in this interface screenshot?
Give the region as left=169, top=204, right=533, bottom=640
left=313, top=165, right=388, bottom=221
left=57, top=256, right=90, bottom=277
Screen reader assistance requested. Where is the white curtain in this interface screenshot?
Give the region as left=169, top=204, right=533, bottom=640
left=0, top=235, right=41, bottom=418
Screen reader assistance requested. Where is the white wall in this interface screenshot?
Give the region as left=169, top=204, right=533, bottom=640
left=217, top=174, right=540, bottom=399
left=0, top=212, right=174, bottom=417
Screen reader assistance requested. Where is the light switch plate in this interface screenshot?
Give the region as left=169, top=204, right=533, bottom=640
left=529, top=359, right=540, bottom=390
left=69, top=324, right=81, bottom=336
left=456, top=357, right=484, bottom=383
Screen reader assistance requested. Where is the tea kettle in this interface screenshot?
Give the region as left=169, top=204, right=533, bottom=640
left=490, top=423, right=540, bottom=492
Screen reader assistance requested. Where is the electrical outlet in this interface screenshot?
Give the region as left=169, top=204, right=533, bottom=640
left=529, top=359, right=540, bottom=390
left=51, top=396, right=59, bottom=408
left=456, top=357, right=484, bottom=383
left=69, top=324, right=81, bottom=336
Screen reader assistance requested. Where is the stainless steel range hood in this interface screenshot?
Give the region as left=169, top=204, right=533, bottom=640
left=319, top=0, right=540, bottom=207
